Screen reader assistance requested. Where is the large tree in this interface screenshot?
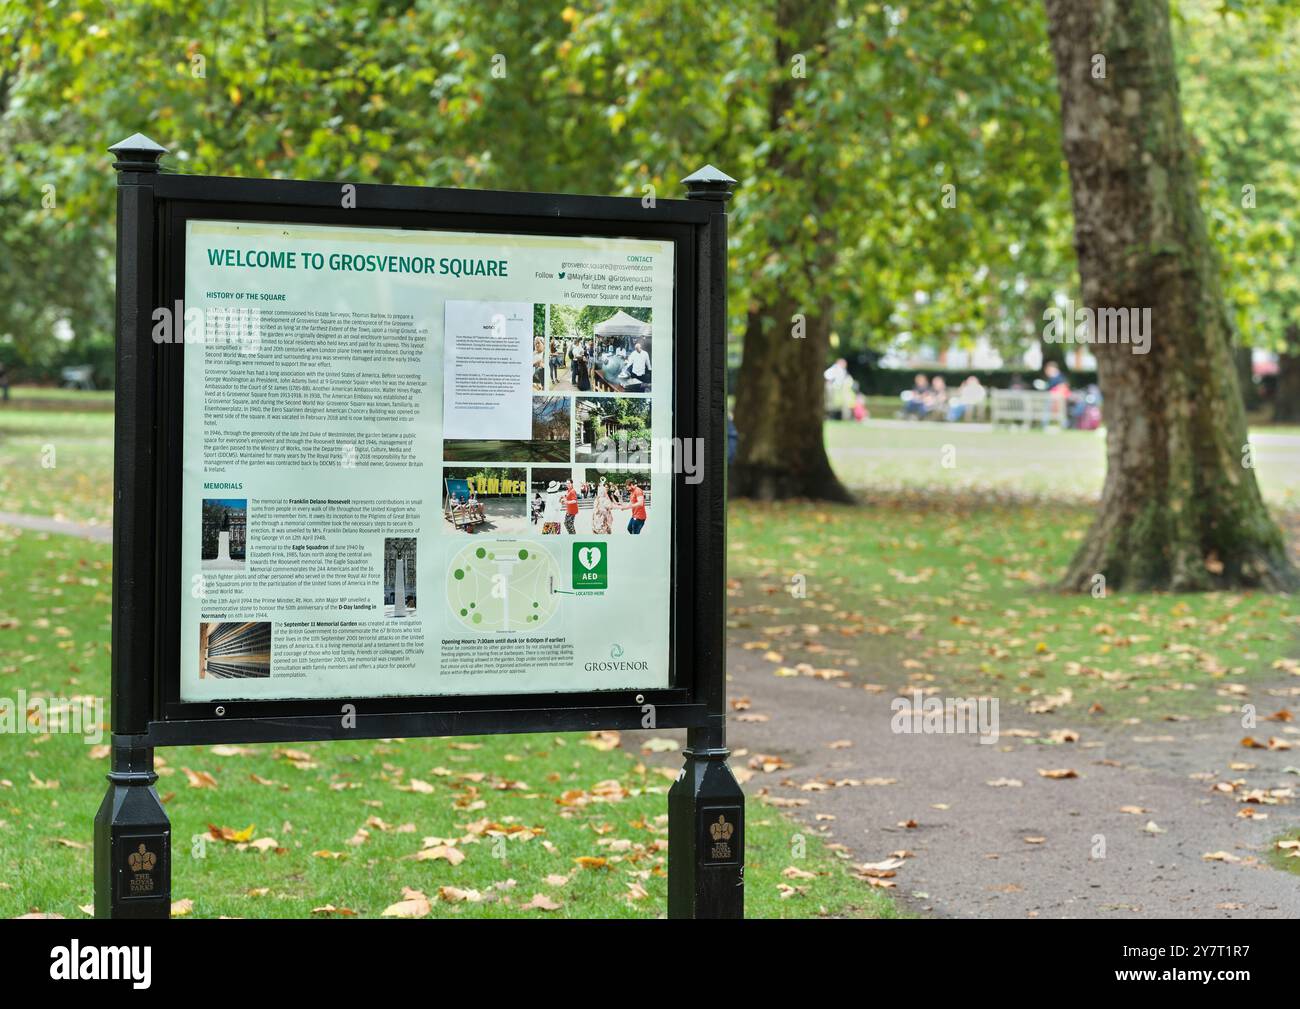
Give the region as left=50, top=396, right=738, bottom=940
left=726, top=0, right=1066, bottom=500
left=729, top=0, right=849, bottom=501
left=1044, top=0, right=1296, bottom=591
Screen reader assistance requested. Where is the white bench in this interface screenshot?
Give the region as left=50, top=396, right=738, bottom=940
left=60, top=365, right=95, bottom=390
left=990, top=389, right=1066, bottom=429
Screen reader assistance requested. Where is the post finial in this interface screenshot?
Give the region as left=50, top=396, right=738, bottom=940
left=109, top=133, right=168, bottom=173
left=681, top=164, right=738, bottom=203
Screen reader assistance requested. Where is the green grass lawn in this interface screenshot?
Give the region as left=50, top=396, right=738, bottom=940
left=1, top=385, right=114, bottom=408
left=0, top=407, right=114, bottom=525
left=729, top=495, right=1300, bottom=721
left=1268, top=831, right=1300, bottom=876
left=825, top=419, right=1300, bottom=510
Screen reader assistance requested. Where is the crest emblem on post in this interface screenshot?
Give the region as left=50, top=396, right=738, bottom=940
left=709, top=815, right=734, bottom=842
left=128, top=843, right=157, bottom=872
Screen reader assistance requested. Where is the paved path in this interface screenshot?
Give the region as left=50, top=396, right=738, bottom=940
left=647, top=645, right=1300, bottom=918
left=0, top=511, right=111, bottom=543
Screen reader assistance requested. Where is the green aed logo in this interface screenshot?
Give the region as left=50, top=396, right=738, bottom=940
left=572, top=542, right=608, bottom=591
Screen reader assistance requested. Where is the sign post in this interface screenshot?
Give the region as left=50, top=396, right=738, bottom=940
left=667, top=167, right=743, bottom=919
left=95, top=134, right=742, bottom=919
left=95, top=134, right=171, bottom=919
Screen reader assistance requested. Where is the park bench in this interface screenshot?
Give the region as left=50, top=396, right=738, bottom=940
left=990, top=389, right=1066, bottom=429
left=61, top=365, right=95, bottom=390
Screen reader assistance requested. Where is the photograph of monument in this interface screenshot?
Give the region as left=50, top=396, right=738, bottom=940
left=200, top=498, right=248, bottom=570
left=384, top=537, right=417, bottom=617
left=198, top=622, right=271, bottom=679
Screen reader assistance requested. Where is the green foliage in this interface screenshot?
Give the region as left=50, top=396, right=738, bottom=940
left=1176, top=0, right=1300, bottom=350
left=0, top=0, right=1292, bottom=373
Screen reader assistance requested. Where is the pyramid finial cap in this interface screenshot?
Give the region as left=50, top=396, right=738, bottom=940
left=109, top=133, right=168, bottom=172
left=682, top=164, right=738, bottom=202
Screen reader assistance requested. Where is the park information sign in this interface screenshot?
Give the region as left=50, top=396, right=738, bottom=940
left=179, top=223, right=675, bottom=701
left=96, top=133, right=743, bottom=920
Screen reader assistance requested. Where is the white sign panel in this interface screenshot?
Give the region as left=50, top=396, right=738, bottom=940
left=177, top=220, right=674, bottom=701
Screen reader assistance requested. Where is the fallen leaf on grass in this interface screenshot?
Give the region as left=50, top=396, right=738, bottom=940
left=782, top=866, right=817, bottom=880
left=438, top=886, right=482, bottom=903
left=207, top=823, right=255, bottom=843
left=522, top=893, right=561, bottom=911
left=416, top=845, right=465, bottom=866
left=311, top=904, right=356, bottom=916
left=382, top=891, right=431, bottom=918
left=210, top=744, right=256, bottom=756
left=1202, top=851, right=1241, bottom=863
left=182, top=768, right=217, bottom=789
left=171, top=899, right=194, bottom=916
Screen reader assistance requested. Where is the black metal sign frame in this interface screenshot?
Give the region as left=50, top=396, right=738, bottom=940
left=96, top=133, right=743, bottom=919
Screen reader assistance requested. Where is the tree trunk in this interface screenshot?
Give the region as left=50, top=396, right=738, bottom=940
left=1044, top=0, right=1296, bottom=592
left=1273, top=327, right=1300, bottom=423
left=732, top=293, right=853, bottom=501
left=1234, top=346, right=1258, bottom=412
left=729, top=0, right=853, bottom=503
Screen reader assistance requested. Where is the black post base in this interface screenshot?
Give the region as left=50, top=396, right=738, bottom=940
left=667, top=727, right=745, bottom=919
left=93, top=739, right=171, bottom=919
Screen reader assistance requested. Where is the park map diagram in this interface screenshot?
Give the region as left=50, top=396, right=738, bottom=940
left=446, top=542, right=561, bottom=632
